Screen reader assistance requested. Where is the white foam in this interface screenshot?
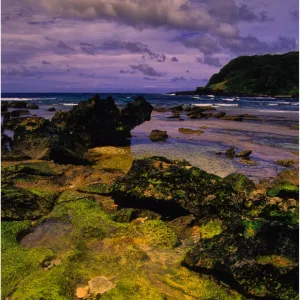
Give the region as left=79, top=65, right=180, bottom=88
left=192, top=96, right=201, bottom=99
left=222, top=98, right=234, bottom=101
left=1, top=97, right=56, bottom=101
left=207, top=95, right=215, bottom=98
left=268, top=103, right=278, bottom=106
left=213, top=104, right=239, bottom=107
left=168, top=93, right=176, bottom=96
left=63, top=103, right=78, bottom=106
left=195, top=103, right=214, bottom=107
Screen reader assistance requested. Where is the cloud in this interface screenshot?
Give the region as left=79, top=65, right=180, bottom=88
left=237, top=4, right=273, bottom=22
left=171, top=56, right=178, bottom=62
left=196, top=55, right=222, bottom=68
left=2, top=66, right=35, bottom=77
left=57, top=40, right=75, bottom=52
left=143, top=77, right=156, bottom=81
left=42, top=60, right=51, bottom=65
left=129, top=64, right=166, bottom=77
left=120, top=69, right=135, bottom=74
left=171, top=76, right=186, bottom=82
left=178, top=34, right=219, bottom=55
left=34, top=0, right=215, bottom=30
left=220, top=35, right=298, bottom=55
left=80, top=42, right=96, bottom=55
left=102, top=40, right=166, bottom=62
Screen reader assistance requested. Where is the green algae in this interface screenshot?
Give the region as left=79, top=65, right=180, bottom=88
left=267, top=182, right=299, bottom=198
left=242, top=219, right=263, bottom=239
left=198, top=219, right=223, bottom=239
left=2, top=221, right=55, bottom=299
left=56, top=190, right=94, bottom=204
left=256, top=255, right=296, bottom=268
left=77, top=182, right=111, bottom=195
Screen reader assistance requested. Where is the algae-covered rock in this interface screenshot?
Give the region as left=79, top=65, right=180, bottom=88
left=77, top=182, right=112, bottom=195
left=183, top=218, right=299, bottom=300
left=149, top=130, right=168, bottom=141
left=112, top=156, right=239, bottom=219
left=223, top=173, right=255, bottom=193
left=52, top=94, right=153, bottom=146
left=12, top=117, right=89, bottom=165
left=1, top=185, right=58, bottom=220
left=112, top=208, right=161, bottom=223
left=275, top=159, right=296, bottom=167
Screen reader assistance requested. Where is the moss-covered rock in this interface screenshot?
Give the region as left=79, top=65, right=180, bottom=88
left=223, top=173, right=255, bottom=193
left=1, top=184, right=58, bottom=220
left=112, top=157, right=240, bottom=219
left=183, top=218, right=299, bottom=299
left=112, top=208, right=161, bottom=223
left=267, top=181, right=299, bottom=199
left=77, top=182, right=112, bottom=195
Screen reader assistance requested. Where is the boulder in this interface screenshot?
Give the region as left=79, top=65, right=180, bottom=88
left=212, top=112, right=226, bottom=118
left=275, top=159, right=295, bottom=167
left=1, top=101, right=8, bottom=112
left=11, top=110, right=30, bottom=117
left=52, top=94, right=153, bottom=146
left=11, top=117, right=89, bottom=165
left=235, top=150, right=252, bottom=158
left=220, top=115, right=243, bottom=121
left=27, top=104, right=39, bottom=109
left=149, top=130, right=168, bottom=141
left=112, top=208, right=161, bottom=223
left=178, top=128, right=203, bottom=135
left=225, top=147, right=235, bottom=158
left=1, top=184, right=58, bottom=220
left=9, top=101, right=27, bottom=108
left=183, top=218, right=298, bottom=299
left=47, top=107, right=56, bottom=112
left=111, top=157, right=242, bottom=219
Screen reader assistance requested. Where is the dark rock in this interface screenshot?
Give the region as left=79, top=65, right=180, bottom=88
left=112, top=208, right=161, bottom=223
left=3, top=117, right=27, bottom=131
left=183, top=219, right=298, bottom=299
left=1, top=184, right=58, bottom=220
left=220, top=115, right=243, bottom=121
left=275, top=159, right=295, bottom=168
left=179, top=118, right=184, bottom=121
left=178, top=128, right=203, bottom=135
left=215, top=152, right=222, bottom=155
left=167, top=215, right=196, bottom=239
left=171, top=105, right=184, bottom=112
left=235, top=150, right=252, bottom=158
left=47, top=107, right=56, bottom=112
left=1, top=134, right=12, bottom=153
left=52, top=94, right=153, bottom=146
left=212, top=112, right=226, bottom=118
left=1, top=102, right=8, bottom=112
left=27, top=104, right=39, bottom=109
left=12, top=117, right=89, bottom=165
left=9, top=101, right=27, bottom=108
left=149, top=130, right=168, bottom=141
left=153, top=107, right=169, bottom=113
left=223, top=173, right=255, bottom=194
left=225, top=147, right=235, bottom=158
left=167, top=114, right=181, bottom=119
left=11, top=110, right=30, bottom=117
left=187, top=113, right=204, bottom=119
left=2, top=111, right=10, bottom=125
left=111, top=157, right=240, bottom=219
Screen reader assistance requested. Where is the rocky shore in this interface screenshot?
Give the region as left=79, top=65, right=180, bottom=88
left=1, top=95, right=299, bottom=300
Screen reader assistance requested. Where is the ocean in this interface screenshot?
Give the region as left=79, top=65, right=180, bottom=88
left=2, top=93, right=299, bottom=182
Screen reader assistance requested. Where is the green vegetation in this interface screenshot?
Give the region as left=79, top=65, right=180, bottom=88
left=206, top=52, right=299, bottom=96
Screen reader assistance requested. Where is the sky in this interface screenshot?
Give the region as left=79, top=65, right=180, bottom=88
left=1, top=0, right=299, bottom=93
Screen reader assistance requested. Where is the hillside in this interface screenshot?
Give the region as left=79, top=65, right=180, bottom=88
left=205, top=52, right=299, bottom=96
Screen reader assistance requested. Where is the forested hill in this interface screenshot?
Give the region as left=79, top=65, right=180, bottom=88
left=205, top=51, right=299, bottom=96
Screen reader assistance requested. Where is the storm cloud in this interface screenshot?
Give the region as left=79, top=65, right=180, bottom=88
left=129, top=64, right=166, bottom=77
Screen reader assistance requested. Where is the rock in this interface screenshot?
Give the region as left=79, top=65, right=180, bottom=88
left=9, top=101, right=27, bottom=108
left=167, top=113, right=181, bottom=119
left=2, top=117, right=26, bottom=131
left=225, top=147, right=235, bottom=158
left=171, top=105, right=184, bottom=112
left=223, top=173, right=255, bottom=193
left=27, top=104, right=39, bottom=109
left=52, top=94, right=153, bottom=146
left=275, top=159, right=295, bottom=167
left=1, top=102, right=8, bottom=112
left=11, top=110, right=30, bottom=117
left=187, top=113, right=204, bottom=119
left=111, top=157, right=242, bottom=219
left=183, top=218, right=298, bottom=299
left=184, top=238, right=195, bottom=246
left=88, top=276, right=116, bottom=296
left=2, top=111, right=10, bottom=125
left=149, top=130, right=168, bottom=141
left=220, top=115, right=243, bottom=121
left=76, top=287, right=89, bottom=299
left=1, top=134, right=12, bottom=153
left=178, top=128, right=203, bottom=135
left=1, top=184, right=58, bottom=220
left=113, top=208, right=161, bottom=223
left=212, top=112, right=226, bottom=118
left=11, top=117, right=89, bottom=165
left=47, top=107, right=56, bottom=112
left=167, top=215, right=196, bottom=239
left=179, top=118, right=184, bottom=121
left=77, top=182, right=112, bottom=195
left=235, top=150, right=252, bottom=158
left=153, top=107, right=168, bottom=112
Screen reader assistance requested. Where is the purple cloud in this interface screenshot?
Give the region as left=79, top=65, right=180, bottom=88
left=129, top=64, right=166, bottom=77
